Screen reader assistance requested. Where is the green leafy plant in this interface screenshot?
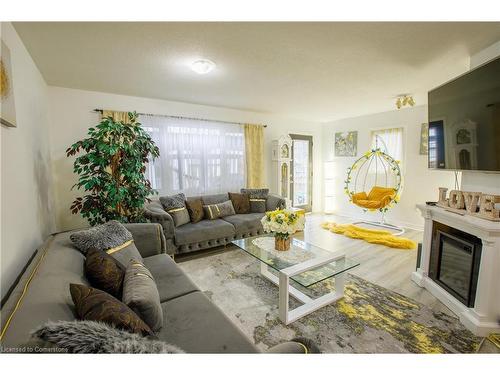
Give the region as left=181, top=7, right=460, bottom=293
left=66, top=112, right=160, bottom=226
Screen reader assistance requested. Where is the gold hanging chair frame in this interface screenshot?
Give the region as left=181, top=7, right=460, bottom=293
left=344, top=136, right=404, bottom=235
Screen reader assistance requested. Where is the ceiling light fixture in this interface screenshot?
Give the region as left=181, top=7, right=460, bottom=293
left=395, top=94, right=415, bottom=109
left=190, top=59, right=216, bottom=75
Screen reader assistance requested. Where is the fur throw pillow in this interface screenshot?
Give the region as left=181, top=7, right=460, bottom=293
left=240, top=188, right=269, bottom=199
left=70, top=221, right=133, bottom=255
left=31, top=320, right=184, bottom=354
left=159, top=193, right=186, bottom=212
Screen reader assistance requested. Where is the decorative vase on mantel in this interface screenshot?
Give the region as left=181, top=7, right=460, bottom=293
left=274, top=234, right=291, bottom=251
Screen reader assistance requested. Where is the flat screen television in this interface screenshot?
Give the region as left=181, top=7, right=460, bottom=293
left=428, top=56, right=500, bottom=172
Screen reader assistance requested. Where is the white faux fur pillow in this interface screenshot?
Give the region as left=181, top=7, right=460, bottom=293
left=31, top=320, right=184, bottom=354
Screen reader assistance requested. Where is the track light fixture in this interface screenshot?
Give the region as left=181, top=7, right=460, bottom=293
left=395, top=95, right=415, bottom=109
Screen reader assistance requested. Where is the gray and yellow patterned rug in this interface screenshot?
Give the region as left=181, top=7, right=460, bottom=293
left=178, top=249, right=481, bottom=353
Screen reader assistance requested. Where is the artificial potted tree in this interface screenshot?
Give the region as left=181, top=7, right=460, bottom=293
left=66, top=111, right=160, bottom=226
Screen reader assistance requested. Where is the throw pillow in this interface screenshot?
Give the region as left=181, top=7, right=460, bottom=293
left=203, top=200, right=236, bottom=220
left=159, top=193, right=186, bottom=212
left=84, top=248, right=124, bottom=299
left=122, top=260, right=163, bottom=332
left=105, top=241, right=143, bottom=269
left=168, top=207, right=191, bottom=227
left=249, top=199, right=267, bottom=213
left=70, top=284, right=153, bottom=337
left=31, top=320, right=184, bottom=353
left=240, top=188, right=269, bottom=199
left=228, top=192, right=250, bottom=214
left=186, top=198, right=204, bottom=223
left=70, top=220, right=133, bottom=255
left=241, top=188, right=270, bottom=213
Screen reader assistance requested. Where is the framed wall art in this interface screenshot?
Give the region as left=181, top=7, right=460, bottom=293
left=334, top=131, right=357, bottom=157
left=1, top=40, right=17, bottom=128
left=419, top=123, right=428, bottom=155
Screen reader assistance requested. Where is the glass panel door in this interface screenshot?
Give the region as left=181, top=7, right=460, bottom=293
left=290, top=134, right=313, bottom=212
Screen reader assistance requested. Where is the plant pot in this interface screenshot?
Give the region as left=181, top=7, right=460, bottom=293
left=275, top=236, right=291, bottom=251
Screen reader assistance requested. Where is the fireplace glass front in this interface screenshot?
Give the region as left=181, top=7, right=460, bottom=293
left=429, top=222, right=482, bottom=307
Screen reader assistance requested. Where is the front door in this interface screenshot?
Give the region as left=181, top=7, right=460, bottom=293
left=290, top=134, right=313, bottom=212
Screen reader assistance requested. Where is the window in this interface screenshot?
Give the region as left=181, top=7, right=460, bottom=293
left=141, top=114, right=245, bottom=196
left=371, top=127, right=404, bottom=163
left=363, top=127, right=404, bottom=189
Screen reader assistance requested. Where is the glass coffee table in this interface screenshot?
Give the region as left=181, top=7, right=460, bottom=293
left=232, top=234, right=359, bottom=325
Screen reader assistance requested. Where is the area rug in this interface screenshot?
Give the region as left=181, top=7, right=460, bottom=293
left=178, top=249, right=481, bottom=353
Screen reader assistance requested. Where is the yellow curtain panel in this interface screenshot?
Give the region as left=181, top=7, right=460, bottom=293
left=244, top=124, right=265, bottom=188
left=102, top=110, right=131, bottom=124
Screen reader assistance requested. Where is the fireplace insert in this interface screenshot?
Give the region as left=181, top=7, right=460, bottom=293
left=429, top=222, right=482, bottom=307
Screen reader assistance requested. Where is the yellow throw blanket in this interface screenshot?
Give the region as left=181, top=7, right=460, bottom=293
left=321, top=222, right=416, bottom=249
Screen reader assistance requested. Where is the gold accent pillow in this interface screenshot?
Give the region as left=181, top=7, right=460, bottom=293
left=168, top=207, right=191, bottom=227
left=122, top=260, right=163, bottom=332
left=249, top=198, right=267, bottom=213
left=203, top=200, right=236, bottom=220
left=105, top=240, right=143, bottom=269
left=106, top=239, right=134, bottom=254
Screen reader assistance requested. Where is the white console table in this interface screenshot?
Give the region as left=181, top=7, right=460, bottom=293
left=412, top=204, right=500, bottom=336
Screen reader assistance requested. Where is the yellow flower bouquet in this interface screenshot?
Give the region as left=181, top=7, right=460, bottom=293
left=261, top=209, right=305, bottom=251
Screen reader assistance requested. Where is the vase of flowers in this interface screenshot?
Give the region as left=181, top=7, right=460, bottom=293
left=261, top=209, right=305, bottom=251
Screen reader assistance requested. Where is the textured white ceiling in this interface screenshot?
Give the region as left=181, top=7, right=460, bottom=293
left=13, top=22, right=500, bottom=122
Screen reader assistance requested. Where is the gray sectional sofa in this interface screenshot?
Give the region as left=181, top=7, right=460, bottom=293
left=144, top=192, right=286, bottom=255
left=0, top=223, right=310, bottom=353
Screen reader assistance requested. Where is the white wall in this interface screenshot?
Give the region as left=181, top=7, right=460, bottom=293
left=48, top=87, right=323, bottom=231
left=322, top=105, right=456, bottom=229
left=460, top=40, right=500, bottom=194
left=0, top=23, right=55, bottom=300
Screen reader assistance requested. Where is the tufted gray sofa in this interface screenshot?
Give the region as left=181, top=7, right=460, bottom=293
left=144, top=192, right=286, bottom=255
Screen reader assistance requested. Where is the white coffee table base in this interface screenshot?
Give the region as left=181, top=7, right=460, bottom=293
left=259, top=252, right=347, bottom=325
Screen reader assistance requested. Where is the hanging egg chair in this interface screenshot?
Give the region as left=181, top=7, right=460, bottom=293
left=344, top=136, right=404, bottom=235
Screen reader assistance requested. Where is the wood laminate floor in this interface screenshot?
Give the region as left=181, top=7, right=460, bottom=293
left=297, top=213, right=453, bottom=316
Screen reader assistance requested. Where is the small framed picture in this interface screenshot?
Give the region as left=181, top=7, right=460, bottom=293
left=419, top=123, right=428, bottom=155
left=1, top=40, right=17, bottom=128
left=334, top=131, right=357, bottom=157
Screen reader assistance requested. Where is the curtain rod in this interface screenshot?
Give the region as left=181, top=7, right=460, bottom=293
left=93, top=109, right=267, bottom=128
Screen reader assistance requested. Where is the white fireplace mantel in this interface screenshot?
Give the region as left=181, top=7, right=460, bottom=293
left=412, top=204, right=500, bottom=336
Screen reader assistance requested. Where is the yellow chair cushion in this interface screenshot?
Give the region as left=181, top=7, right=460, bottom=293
left=352, top=186, right=396, bottom=209
left=351, top=192, right=368, bottom=201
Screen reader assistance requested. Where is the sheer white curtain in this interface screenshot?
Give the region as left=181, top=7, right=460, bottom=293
left=371, top=127, right=404, bottom=162
left=141, top=114, right=245, bottom=196
left=367, top=127, right=404, bottom=184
